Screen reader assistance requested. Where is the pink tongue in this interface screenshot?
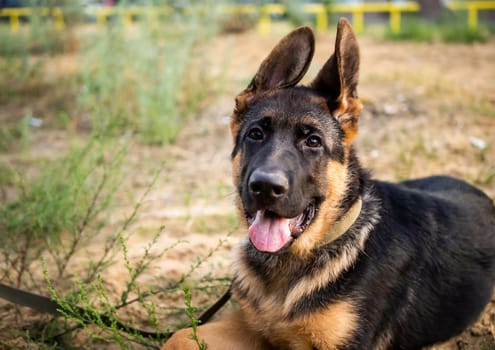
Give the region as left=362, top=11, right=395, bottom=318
left=248, top=211, right=292, bottom=253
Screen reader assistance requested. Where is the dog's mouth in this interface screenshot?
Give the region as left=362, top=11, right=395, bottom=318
left=245, top=201, right=318, bottom=253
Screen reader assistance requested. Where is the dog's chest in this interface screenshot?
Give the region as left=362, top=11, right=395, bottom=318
left=234, top=286, right=358, bottom=350
left=232, top=252, right=358, bottom=349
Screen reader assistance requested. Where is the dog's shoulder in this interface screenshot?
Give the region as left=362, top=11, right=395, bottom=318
left=366, top=175, right=495, bottom=268
left=399, top=175, right=493, bottom=205
left=372, top=175, right=494, bottom=223
left=352, top=177, right=495, bottom=349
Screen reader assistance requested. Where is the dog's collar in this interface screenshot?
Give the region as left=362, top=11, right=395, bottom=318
left=322, top=197, right=363, bottom=245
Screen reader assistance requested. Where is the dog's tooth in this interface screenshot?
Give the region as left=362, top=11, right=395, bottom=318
left=296, top=213, right=304, bottom=226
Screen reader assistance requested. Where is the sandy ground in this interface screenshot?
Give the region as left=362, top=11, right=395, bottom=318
left=1, top=24, right=494, bottom=348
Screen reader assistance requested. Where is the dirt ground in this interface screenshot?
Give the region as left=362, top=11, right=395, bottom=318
left=1, top=24, right=495, bottom=349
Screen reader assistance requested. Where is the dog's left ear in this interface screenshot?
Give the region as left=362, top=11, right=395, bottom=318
left=311, top=18, right=362, bottom=144
left=234, top=26, right=315, bottom=115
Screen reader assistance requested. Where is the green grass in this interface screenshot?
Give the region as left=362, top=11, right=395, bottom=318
left=77, top=14, right=218, bottom=145
left=0, top=19, right=76, bottom=57
left=183, top=286, right=208, bottom=350
left=0, top=27, right=29, bottom=57
left=0, top=137, right=124, bottom=288
left=0, top=115, right=31, bottom=152
left=383, top=16, right=490, bottom=43
left=0, top=3, right=222, bottom=288
left=0, top=3, right=229, bottom=348
left=0, top=38, right=76, bottom=151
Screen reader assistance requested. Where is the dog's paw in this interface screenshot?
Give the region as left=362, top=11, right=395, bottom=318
left=161, top=328, right=199, bottom=350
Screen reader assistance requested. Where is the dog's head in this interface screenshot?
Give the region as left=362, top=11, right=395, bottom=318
left=230, top=19, right=362, bottom=256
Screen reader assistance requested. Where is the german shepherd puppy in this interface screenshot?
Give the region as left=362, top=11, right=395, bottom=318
left=163, top=18, right=495, bottom=350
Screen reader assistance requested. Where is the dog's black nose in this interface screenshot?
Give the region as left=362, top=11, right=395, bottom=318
left=249, top=169, right=289, bottom=200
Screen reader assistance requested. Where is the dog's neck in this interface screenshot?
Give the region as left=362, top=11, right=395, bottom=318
left=321, top=197, right=363, bottom=245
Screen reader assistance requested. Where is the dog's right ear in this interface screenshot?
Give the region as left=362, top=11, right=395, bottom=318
left=311, top=18, right=361, bottom=145
left=233, top=26, right=315, bottom=116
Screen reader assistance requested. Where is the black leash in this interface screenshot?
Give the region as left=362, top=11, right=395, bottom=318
left=0, top=282, right=231, bottom=340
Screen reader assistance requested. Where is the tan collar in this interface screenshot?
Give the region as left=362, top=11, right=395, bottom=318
left=321, top=197, right=363, bottom=245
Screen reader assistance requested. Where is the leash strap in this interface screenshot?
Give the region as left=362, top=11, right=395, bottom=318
left=0, top=282, right=62, bottom=316
left=0, top=281, right=232, bottom=340
left=0, top=200, right=362, bottom=338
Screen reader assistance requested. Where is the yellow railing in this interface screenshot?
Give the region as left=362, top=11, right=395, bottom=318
left=447, top=1, right=495, bottom=29
left=0, top=7, right=64, bottom=33
left=84, top=5, right=173, bottom=27
left=1, top=2, right=495, bottom=34
left=329, top=2, right=419, bottom=34
left=221, top=2, right=418, bottom=34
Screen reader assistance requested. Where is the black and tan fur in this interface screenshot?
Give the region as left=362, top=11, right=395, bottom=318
left=163, top=19, right=495, bottom=349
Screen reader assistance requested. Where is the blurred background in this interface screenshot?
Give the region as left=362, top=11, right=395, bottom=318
left=0, top=1, right=494, bottom=349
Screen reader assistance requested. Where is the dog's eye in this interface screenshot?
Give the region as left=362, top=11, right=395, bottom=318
left=306, top=135, right=322, bottom=148
left=247, top=128, right=264, bottom=141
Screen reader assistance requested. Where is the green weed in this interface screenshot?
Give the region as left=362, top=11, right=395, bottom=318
left=441, top=24, right=488, bottom=43
left=0, top=6, right=78, bottom=57
left=0, top=115, right=31, bottom=152
left=0, top=137, right=124, bottom=288
left=384, top=15, right=490, bottom=43
left=34, top=227, right=232, bottom=348
left=219, top=11, right=257, bottom=34
left=384, top=18, right=437, bottom=42
left=183, top=287, right=208, bottom=350
left=77, top=8, right=219, bottom=145
left=0, top=27, right=29, bottom=57
left=0, top=3, right=228, bottom=348
left=0, top=162, right=15, bottom=190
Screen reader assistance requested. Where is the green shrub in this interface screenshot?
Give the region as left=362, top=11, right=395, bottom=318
left=0, top=27, right=29, bottom=57
left=384, top=18, right=437, bottom=42
left=0, top=138, right=124, bottom=288
left=77, top=12, right=218, bottom=144
left=384, top=15, right=489, bottom=43
left=0, top=3, right=227, bottom=348
left=0, top=115, right=31, bottom=152
left=0, top=10, right=78, bottom=57
left=440, top=24, right=488, bottom=43
left=219, top=12, right=257, bottom=34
